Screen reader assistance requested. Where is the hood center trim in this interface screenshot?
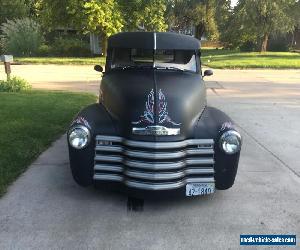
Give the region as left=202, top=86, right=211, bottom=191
left=132, top=125, right=180, bottom=136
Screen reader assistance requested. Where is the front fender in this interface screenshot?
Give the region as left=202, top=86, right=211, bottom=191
left=68, top=103, right=116, bottom=186
left=68, top=104, right=242, bottom=190
left=195, top=106, right=241, bottom=190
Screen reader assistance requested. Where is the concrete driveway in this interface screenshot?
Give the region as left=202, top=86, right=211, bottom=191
left=0, top=66, right=299, bottom=249
left=0, top=65, right=101, bottom=93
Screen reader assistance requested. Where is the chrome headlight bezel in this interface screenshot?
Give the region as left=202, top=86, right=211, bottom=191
left=68, top=125, right=91, bottom=149
left=219, top=130, right=242, bottom=155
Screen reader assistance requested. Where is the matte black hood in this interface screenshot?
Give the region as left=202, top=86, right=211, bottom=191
left=100, top=69, right=206, bottom=140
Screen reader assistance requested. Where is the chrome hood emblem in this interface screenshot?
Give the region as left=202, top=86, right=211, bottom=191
left=132, top=125, right=180, bottom=136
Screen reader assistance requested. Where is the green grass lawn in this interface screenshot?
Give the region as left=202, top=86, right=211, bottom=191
left=201, top=49, right=300, bottom=69
left=14, top=57, right=106, bottom=65
left=14, top=50, right=300, bottom=69
left=0, top=91, right=96, bottom=196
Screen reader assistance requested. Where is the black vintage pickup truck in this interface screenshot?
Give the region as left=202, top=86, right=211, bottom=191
left=67, top=32, right=242, bottom=198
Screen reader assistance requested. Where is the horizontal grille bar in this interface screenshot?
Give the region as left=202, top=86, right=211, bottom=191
left=125, top=168, right=214, bottom=180
left=93, top=175, right=214, bottom=191
left=95, top=135, right=214, bottom=149
left=94, top=164, right=122, bottom=173
left=126, top=160, right=186, bottom=170
left=94, top=156, right=215, bottom=168
left=95, top=146, right=214, bottom=159
left=95, top=165, right=214, bottom=180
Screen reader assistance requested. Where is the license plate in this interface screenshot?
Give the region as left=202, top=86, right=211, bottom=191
left=186, top=183, right=215, bottom=196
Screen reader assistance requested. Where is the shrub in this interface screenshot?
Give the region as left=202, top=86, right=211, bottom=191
left=37, top=44, right=51, bottom=56
left=0, top=18, right=43, bottom=56
left=239, top=41, right=257, bottom=52
left=0, top=76, right=31, bottom=92
left=268, top=35, right=289, bottom=52
left=0, top=39, right=4, bottom=54
left=50, top=36, right=91, bottom=57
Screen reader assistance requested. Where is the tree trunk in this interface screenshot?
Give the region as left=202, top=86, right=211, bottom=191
left=195, top=23, right=205, bottom=40
left=290, top=31, right=295, bottom=49
left=261, top=33, right=269, bottom=52
left=101, top=35, right=108, bottom=57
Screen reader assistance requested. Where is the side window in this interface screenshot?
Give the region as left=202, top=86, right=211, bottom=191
left=111, top=48, right=132, bottom=68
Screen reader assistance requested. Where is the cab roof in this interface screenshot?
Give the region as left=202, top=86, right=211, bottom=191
left=108, top=32, right=200, bottom=50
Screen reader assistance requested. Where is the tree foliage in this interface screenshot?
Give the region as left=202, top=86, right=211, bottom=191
left=218, top=3, right=257, bottom=50
left=2, top=0, right=299, bottom=54
left=233, top=0, right=297, bottom=51
left=0, top=0, right=29, bottom=25
left=23, top=0, right=41, bottom=18
left=38, top=0, right=124, bottom=55
left=38, top=0, right=169, bottom=54
left=166, top=0, right=218, bottom=40
left=215, top=0, right=231, bottom=40
left=38, top=0, right=168, bottom=34
left=38, top=0, right=82, bottom=30
left=82, top=0, right=124, bottom=55
left=83, top=0, right=123, bottom=36
left=120, top=0, right=168, bottom=31
left=291, top=0, right=300, bottom=27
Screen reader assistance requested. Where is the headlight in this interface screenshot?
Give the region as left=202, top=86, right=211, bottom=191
left=68, top=125, right=91, bottom=149
left=219, top=130, right=242, bottom=154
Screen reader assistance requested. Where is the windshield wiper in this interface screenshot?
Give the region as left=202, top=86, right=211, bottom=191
left=114, top=65, right=153, bottom=70
left=113, top=65, right=193, bottom=73
left=154, top=66, right=193, bottom=72
left=164, top=66, right=184, bottom=71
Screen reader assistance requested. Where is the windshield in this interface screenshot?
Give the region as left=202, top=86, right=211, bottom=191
left=110, top=49, right=197, bottom=73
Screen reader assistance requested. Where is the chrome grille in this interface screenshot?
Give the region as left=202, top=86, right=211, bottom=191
left=94, top=135, right=215, bottom=190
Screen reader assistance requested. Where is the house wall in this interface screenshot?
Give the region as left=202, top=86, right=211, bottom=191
left=90, top=34, right=102, bottom=55
left=293, top=28, right=300, bottom=50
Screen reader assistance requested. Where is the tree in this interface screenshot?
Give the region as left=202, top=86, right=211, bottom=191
left=218, top=2, right=257, bottom=49
left=289, top=0, right=300, bottom=49
left=83, top=0, right=124, bottom=56
left=83, top=0, right=169, bottom=54
left=0, top=0, right=29, bottom=25
left=295, top=1, right=300, bottom=26
left=39, top=0, right=124, bottom=56
left=119, top=0, right=168, bottom=32
left=237, top=0, right=296, bottom=52
left=215, top=0, right=231, bottom=41
left=24, top=0, right=41, bottom=18
left=38, top=0, right=82, bottom=31
left=166, top=0, right=218, bottom=40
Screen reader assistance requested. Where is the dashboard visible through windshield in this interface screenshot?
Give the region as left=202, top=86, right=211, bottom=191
left=110, top=48, right=198, bottom=73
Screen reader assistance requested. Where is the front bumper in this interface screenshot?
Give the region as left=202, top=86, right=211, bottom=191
left=94, top=181, right=195, bottom=199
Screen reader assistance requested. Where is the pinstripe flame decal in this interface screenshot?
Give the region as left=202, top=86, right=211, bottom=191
left=132, top=89, right=181, bottom=126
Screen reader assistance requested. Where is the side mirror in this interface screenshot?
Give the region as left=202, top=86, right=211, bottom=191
left=94, top=65, right=103, bottom=72
left=203, top=69, right=213, bottom=77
